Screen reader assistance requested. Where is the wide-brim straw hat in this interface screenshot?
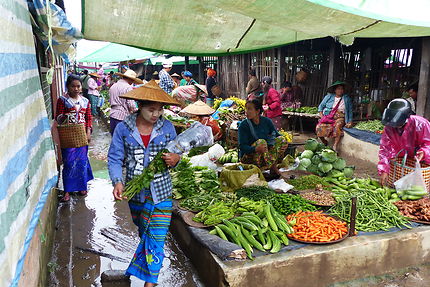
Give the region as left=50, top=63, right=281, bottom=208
left=181, top=100, right=215, bottom=115
left=89, top=72, right=101, bottom=78
left=171, top=73, right=180, bottom=78
left=327, top=80, right=350, bottom=93
left=194, top=84, right=208, bottom=95
left=120, top=80, right=180, bottom=106
left=115, top=69, right=144, bottom=84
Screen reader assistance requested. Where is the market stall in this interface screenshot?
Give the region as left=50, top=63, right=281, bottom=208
left=282, top=106, right=319, bottom=133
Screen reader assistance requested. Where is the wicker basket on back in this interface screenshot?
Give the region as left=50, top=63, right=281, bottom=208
left=57, top=122, right=88, bottom=148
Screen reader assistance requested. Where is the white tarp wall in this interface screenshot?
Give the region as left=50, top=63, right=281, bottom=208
left=0, top=0, right=58, bottom=286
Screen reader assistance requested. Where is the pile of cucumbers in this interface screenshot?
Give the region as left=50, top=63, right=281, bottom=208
left=393, top=185, right=428, bottom=201
left=218, top=149, right=239, bottom=164
left=209, top=202, right=294, bottom=259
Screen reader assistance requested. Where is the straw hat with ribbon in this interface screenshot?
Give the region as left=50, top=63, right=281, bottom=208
left=115, top=69, right=144, bottom=84
left=89, top=72, right=101, bottom=78
left=327, top=80, right=350, bottom=93
left=120, top=80, right=180, bottom=106
left=181, top=100, right=215, bottom=115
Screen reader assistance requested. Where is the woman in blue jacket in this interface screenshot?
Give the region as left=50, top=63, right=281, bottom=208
left=316, top=81, right=353, bottom=151
left=108, top=80, right=181, bottom=287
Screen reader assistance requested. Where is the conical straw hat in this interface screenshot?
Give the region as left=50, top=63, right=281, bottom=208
left=120, top=80, right=181, bottom=106
left=115, top=69, right=144, bottom=84
left=181, top=100, right=215, bottom=115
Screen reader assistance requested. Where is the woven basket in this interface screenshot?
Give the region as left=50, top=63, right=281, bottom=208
left=388, top=156, right=430, bottom=190
left=57, top=123, right=88, bottom=148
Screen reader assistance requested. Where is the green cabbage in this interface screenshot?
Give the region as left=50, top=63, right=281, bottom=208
left=300, top=150, right=314, bottom=159
left=311, top=155, right=322, bottom=165
left=318, top=162, right=333, bottom=173
left=343, top=166, right=355, bottom=178
left=306, top=164, right=321, bottom=176
left=304, top=138, right=319, bottom=152
left=333, top=158, right=346, bottom=170
left=321, top=149, right=338, bottom=163
left=300, top=158, right=312, bottom=168
left=316, top=143, right=327, bottom=152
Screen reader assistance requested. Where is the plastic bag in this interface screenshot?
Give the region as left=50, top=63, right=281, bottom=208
left=394, top=159, right=427, bottom=193
left=268, top=179, right=294, bottom=193
left=243, top=173, right=268, bottom=188
left=166, top=121, right=214, bottom=154
left=190, top=144, right=225, bottom=170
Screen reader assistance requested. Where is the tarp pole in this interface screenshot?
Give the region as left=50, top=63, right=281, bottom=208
left=185, top=56, right=189, bottom=70
left=417, top=37, right=430, bottom=117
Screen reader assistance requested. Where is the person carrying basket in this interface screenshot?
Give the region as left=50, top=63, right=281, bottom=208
left=378, top=98, right=430, bottom=186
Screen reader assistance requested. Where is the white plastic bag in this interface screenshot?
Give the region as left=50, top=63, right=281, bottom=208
left=268, top=179, right=294, bottom=193
left=394, top=159, right=427, bottom=193
left=166, top=121, right=214, bottom=154
left=189, top=144, right=225, bottom=170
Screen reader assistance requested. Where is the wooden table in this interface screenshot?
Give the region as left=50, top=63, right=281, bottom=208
left=282, top=111, right=320, bottom=133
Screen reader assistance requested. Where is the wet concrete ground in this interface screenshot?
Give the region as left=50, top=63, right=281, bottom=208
left=48, top=119, right=202, bottom=287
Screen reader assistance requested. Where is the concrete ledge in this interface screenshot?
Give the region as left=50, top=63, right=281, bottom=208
left=171, top=215, right=430, bottom=287
left=339, top=132, right=380, bottom=165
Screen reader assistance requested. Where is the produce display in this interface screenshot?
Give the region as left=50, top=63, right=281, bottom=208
left=218, top=149, right=239, bottom=164
left=284, top=106, right=318, bottom=114
left=354, top=120, right=384, bottom=134
left=287, top=211, right=348, bottom=243
left=210, top=202, right=294, bottom=259
left=287, top=175, right=330, bottom=190
left=179, top=192, right=236, bottom=212
left=123, top=149, right=168, bottom=200
left=395, top=185, right=428, bottom=201
left=193, top=201, right=236, bottom=225
left=269, top=193, right=317, bottom=215
left=213, top=97, right=246, bottom=112
left=328, top=177, right=410, bottom=232
left=296, top=138, right=355, bottom=178
left=394, top=198, right=430, bottom=222
left=300, top=190, right=336, bottom=206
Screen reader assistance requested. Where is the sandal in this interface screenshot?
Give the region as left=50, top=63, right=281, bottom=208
left=79, top=190, right=88, bottom=196
left=61, top=193, right=70, bottom=202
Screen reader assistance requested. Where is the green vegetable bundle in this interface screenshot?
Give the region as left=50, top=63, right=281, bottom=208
left=122, top=149, right=168, bottom=200
left=188, top=146, right=211, bottom=157
left=235, top=186, right=276, bottom=201
left=270, top=194, right=317, bottom=215
left=193, top=201, right=236, bottom=225
left=218, top=149, right=239, bottom=164
left=354, top=120, right=384, bottom=133
left=180, top=192, right=236, bottom=212
left=328, top=177, right=411, bottom=232
left=210, top=202, right=294, bottom=259
left=286, top=175, right=329, bottom=190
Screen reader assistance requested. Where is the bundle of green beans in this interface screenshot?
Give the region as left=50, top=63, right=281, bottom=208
left=328, top=177, right=411, bottom=232
left=122, top=149, right=168, bottom=200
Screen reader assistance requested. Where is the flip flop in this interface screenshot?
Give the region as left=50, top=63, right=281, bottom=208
left=79, top=190, right=88, bottom=196
left=61, top=193, right=70, bottom=202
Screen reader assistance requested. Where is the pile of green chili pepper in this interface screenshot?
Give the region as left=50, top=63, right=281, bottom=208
left=269, top=194, right=317, bottom=215
left=328, top=176, right=411, bottom=232
left=122, top=149, right=168, bottom=200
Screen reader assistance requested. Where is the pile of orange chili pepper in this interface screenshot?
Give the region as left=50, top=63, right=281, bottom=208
left=287, top=211, right=348, bottom=242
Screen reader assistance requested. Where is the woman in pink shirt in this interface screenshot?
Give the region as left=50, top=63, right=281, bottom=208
left=87, top=73, right=101, bottom=116
left=262, top=76, right=283, bottom=130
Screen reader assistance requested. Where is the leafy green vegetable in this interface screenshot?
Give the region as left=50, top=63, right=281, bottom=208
left=311, top=155, right=322, bottom=165
left=300, top=150, right=314, bottom=159
left=287, top=175, right=330, bottom=190
left=354, top=120, right=384, bottom=133
left=343, top=166, right=355, bottom=178
left=321, top=149, right=338, bottom=163
left=300, top=158, right=312, bottom=168
left=333, top=158, right=346, bottom=170
left=304, top=138, right=319, bottom=152
left=318, top=162, right=333, bottom=173
left=236, top=186, right=275, bottom=201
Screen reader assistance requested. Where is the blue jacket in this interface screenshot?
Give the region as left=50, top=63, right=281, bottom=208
left=318, top=93, right=353, bottom=123
left=108, top=113, right=177, bottom=204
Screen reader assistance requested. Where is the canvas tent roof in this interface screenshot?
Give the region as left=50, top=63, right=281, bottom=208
left=78, top=42, right=155, bottom=62
left=148, top=56, right=200, bottom=66
left=81, top=0, right=430, bottom=56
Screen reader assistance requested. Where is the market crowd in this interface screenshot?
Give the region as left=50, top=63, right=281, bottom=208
left=57, top=61, right=430, bottom=287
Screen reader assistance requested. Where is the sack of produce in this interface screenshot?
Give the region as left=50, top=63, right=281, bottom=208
left=394, top=159, right=428, bottom=200
left=219, top=164, right=266, bottom=192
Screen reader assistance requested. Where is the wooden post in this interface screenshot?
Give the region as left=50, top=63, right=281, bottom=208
left=184, top=56, right=189, bottom=71
left=277, top=47, right=286, bottom=90
left=417, top=37, right=430, bottom=117
left=198, top=57, right=204, bottom=84
left=327, top=40, right=336, bottom=86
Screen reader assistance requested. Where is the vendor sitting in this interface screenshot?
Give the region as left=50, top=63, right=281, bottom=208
left=181, top=100, right=223, bottom=141
left=238, top=99, right=289, bottom=175
left=378, top=98, right=430, bottom=186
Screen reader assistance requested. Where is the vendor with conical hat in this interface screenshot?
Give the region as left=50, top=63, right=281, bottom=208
left=316, top=81, right=353, bottom=152
left=181, top=100, right=222, bottom=141
left=107, top=79, right=181, bottom=286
